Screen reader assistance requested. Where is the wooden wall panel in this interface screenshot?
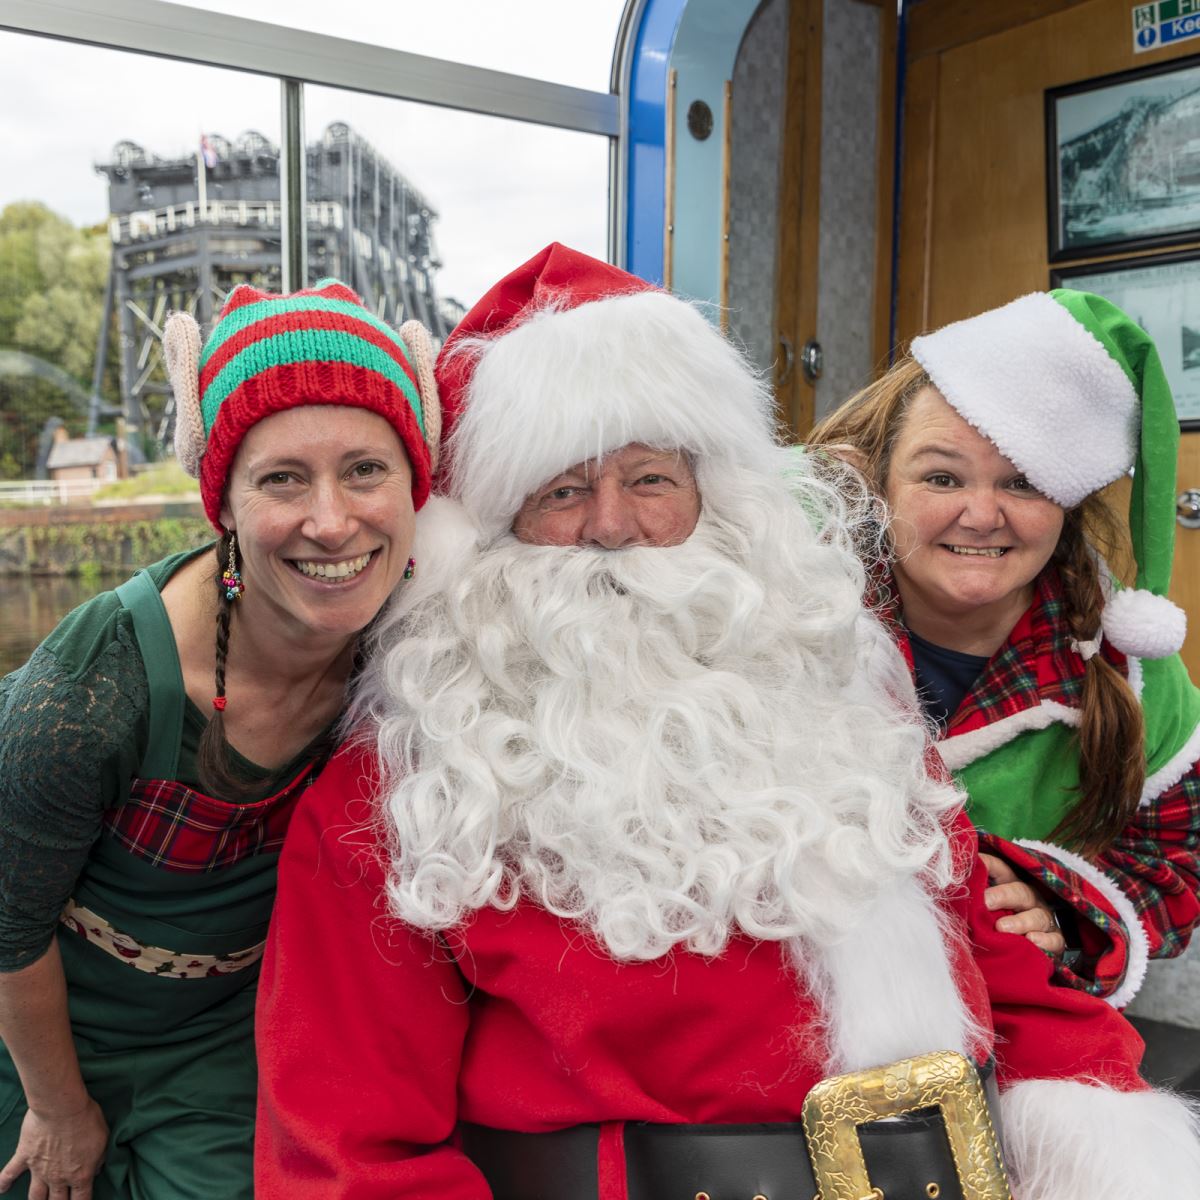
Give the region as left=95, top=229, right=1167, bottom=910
left=893, top=52, right=938, bottom=342
left=899, top=0, right=1200, bottom=340
left=870, top=0, right=899, bottom=368
left=906, top=0, right=1093, bottom=62
left=1173, top=439, right=1200, bottom=678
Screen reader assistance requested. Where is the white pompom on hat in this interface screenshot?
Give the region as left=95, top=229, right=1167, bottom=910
left=911, top=289, right=1185, bottom=660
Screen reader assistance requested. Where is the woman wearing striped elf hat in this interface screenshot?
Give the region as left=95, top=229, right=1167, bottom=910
left=0, top=277, right=439, bottom=1199
left=810, top=288, right=1200, bottom=1009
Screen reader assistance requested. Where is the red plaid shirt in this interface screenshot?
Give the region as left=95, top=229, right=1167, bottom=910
left=882, top=568, right=1200, bottom=1002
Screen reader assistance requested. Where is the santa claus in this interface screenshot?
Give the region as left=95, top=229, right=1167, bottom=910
left=254, top=244, right=1200, bottom=1200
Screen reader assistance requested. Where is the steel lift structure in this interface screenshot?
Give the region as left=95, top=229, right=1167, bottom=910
left=90, top=122, right=461, bottom=453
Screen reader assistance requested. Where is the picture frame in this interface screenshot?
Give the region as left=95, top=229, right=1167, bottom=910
left=1051, top=249, right=1200, bottom=430
left=1046, top=55, right=1200, bottom=262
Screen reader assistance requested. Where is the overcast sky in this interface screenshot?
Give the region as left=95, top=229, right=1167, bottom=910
left=0, top=1, right=626, bottom=305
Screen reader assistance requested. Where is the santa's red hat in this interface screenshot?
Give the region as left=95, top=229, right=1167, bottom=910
left=433, top=243, right=777, bottom=538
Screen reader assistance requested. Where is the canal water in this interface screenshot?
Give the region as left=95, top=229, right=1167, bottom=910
left=1, top=575, right=110, bottom=675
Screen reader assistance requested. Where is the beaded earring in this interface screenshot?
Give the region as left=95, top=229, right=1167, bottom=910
left=403, top=557, right=415, bottom=580
left=222, top=533, right=245, bottom=601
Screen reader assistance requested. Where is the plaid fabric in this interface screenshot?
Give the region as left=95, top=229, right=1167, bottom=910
left=998, top=772, right=1200, bottom=998
left=948, top=570, right=1127, bottom=733
left=1104, top=771, right=1200, bottom=961
left=104, top=764, right=316, bottom=872
left=995, top=774, right=1200, bottom=1000
left=876, top=567, right=1128, bottom=732
left=879, top=566, right=1200, bottom=1000
left=979, top=832, right=1131, bottom=1000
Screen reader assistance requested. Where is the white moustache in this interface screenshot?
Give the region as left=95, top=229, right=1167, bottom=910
left=363, top=482, right=960, bottom=962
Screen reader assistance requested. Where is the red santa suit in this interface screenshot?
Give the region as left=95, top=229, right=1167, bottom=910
left=255, top=245, right=1200, bottom=1200
left=255, top=744, right=1166, bottom=1200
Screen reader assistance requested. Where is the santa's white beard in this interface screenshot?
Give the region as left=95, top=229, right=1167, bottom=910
left=358, top=465, right=962, bottom=966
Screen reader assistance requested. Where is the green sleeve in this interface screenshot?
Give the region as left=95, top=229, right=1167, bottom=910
left=1138, top=652, right=1200, bottom=777
left=0, top=593, right=150, bottom=970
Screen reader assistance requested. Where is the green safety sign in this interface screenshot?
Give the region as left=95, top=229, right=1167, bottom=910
left=1133, top=0, right=1200, bottom=50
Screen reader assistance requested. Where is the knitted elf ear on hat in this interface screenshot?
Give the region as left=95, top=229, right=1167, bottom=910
left=910, top=289, right=1185, bottom=660
left=162, top=278, right=441, bottom=530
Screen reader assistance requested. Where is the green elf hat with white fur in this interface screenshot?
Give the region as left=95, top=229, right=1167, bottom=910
left=910, top=289, right=1185, bottom=660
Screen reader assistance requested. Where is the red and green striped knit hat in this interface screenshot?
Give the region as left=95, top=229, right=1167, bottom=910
left=162, top=278, right=440, bottom=530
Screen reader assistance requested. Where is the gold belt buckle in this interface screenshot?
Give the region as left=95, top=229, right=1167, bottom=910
left=801, top=1050, right=1012, bottom=1200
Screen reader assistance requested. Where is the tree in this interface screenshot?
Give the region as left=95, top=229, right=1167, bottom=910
left=0, top=202, right=113, bottom=479
left=0, top=201, right=63, bottom=345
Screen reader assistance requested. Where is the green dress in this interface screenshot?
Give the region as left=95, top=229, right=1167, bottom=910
left=0, top=548, right=327, bottom=1199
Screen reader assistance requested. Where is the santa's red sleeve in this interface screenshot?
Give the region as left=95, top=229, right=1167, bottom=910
left=950, top=812, right=1200, bottom=1197
left=254, top=744, right=490, bottom=1200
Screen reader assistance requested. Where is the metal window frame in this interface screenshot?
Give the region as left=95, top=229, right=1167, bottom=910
left=609, top=0, right=650, bottom=269
left=0, top=0, right=619, bottom=134
left=0, top=0, right=624, bottom=279
left=614, top=0, right=688, bottom=284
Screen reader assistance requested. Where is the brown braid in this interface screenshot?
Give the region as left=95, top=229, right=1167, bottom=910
left=196, top=532, right=256, bottom=800
left=1048, top=500, right=1145, bottom=857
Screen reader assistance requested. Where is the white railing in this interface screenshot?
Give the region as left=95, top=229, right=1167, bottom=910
left=0, top=478, right=109, bottom=505
left=110, top=199, right=346, bottom=244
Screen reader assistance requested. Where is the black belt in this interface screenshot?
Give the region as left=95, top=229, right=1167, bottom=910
left=460, top=1059, right=999, bottom=1200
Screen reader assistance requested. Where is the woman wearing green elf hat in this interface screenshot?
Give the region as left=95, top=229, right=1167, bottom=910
left=0, top=279, right=440, bottom=1199
left=809, top=289, right=1200, bottom=1008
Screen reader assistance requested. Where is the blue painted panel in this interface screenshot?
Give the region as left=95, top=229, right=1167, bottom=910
left=625, top=0, right=688, bottom=283
left=669, top=0, right=762, bottom=306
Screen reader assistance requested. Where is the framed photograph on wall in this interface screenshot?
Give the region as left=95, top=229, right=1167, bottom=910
left=1051, top=250, right=1200, bottom=429
left=1047, top=55, right=1200, bottom=261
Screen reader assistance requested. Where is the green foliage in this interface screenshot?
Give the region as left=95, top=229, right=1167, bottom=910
left=0, top=376, right=81, bottom=478
left=94, top=461, right=198, bottom=501
left=15, top=243, right=110, bottom=381
left=0, top=202, right=116, bottom=481
left=0, top=202, right=56, bottom=344
left=13, top=517, right=211, bottom=576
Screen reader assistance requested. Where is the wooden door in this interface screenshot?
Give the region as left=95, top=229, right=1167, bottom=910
left=774, top=0, right=898, bottom=439
left=1174, top=437, right=1200, bottom=678
left=894, top=0, right=1200, bottom=678
left=774, top=0, right=824, bottom=438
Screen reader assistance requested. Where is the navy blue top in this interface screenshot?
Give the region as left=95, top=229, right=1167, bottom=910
left=907, top=629, right=989, bottom=729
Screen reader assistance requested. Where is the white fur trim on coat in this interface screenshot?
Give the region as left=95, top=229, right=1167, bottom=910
left=447, top=290, right=778, bottom=538
left=1016, top=839, right=1150, bottom=1009
left=911, top=293, right=1138, bottom=508
left=1127, top=652, right=1145, bottom=700
left=999, top=1079, right=1200, bottom=1199
left=401, top=495, right=481, bottom=608
left=799, top=875, right=981, bottom=1074
left=936, top=702, right=1079, bottom=772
